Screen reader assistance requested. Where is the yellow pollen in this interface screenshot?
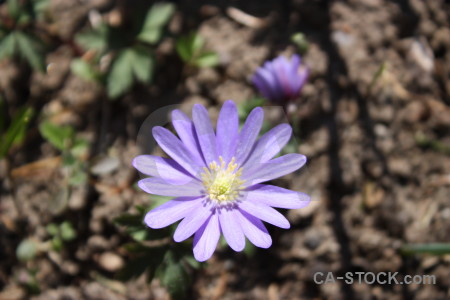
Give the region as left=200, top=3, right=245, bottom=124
left=201, top=156, right=244, bottom=203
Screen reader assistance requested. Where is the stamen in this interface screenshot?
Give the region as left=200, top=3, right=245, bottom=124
left=201, top=156, right=245, bottom=204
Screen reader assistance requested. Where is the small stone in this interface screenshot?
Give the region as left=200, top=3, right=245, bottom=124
left=98, top=252, right=124, bottom=272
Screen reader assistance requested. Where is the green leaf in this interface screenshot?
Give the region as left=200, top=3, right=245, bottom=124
left=70, top=58, right=100, bottom=82
left=46, top=223, right=59, bottom=236
left=107, top=47, right=154, bottom=98
left=16, top=239, right=38, bottom=262
left=75, top=25, right=109, bottom=53
left=194, top=51, right=219, bottom=68
left=117, top=246, right=167, bottom=281
left=7, top=0, right=21, bottom=20
left=401, top=243, right=450, bottom=256
left=0, top=33, right=17, bottom=60
left=175, top=33, right=204, bottom=63
left=130, top=46, right=154, bottom=83
left=137, top=2, right=175, bottom=44
left=158, top=251, right=191, bottom=300
left=39, top=121, right=74, bottom=151
left=14, top=32, right=46, bottom=71
left=107, top=50, right=134, bottom=99
left=0, top=106, right=34, bottom=158
left=51, top=237, right=63, bottom=251
left=60, top=221, right=76, bottom=241
left=68, top=166, right=87, bottom=186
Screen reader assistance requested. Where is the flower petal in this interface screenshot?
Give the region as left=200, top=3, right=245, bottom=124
left=192, top=104, right=217, bottom=164
left=239, top=200, right=290, bottom=229
left=219, top=208, right=245, bottom=252
left=171, top=109, right=205, bottom=166
left=173, top=202, right=213, bottom=242
left=132, top=155, right=196, bottom=184
left=243, top=184, right=310, bottom=209
left=144, top=197, right=202, bottom=229
left=242, top=153, right=307, bottom=186
left=138, top=177, right=203, bottom=197
left=243, top=124, right=292, bottom=168
left=153, top=126, right=200, bottom=177
left=193, top=213, right=220, bottom=262
left=235, top=107, right=264, bottom=166
left=236, top=210, right=272, bottom=248
left=216, top=100, right=238, bottom=164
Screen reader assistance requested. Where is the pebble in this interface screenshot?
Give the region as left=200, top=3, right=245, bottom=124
left=98, top=252, right=124, bottom=272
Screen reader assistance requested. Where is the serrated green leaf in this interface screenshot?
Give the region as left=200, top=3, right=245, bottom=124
left=194, top=51, right=219, bottom=68
left=39, top=121, right=74, bottom=151
left=129, top=46, right=154, bottom=83
left=107, top=49, right=135, bottom=99
left=0, top=33, right=17, bottom=60
left=137, top=2, right=175, bottom=44
left=0, top=106, right=34, bottom=158
left=15, top=32, right=45, bottom=71
left=70, top=58, right=100, bottom=82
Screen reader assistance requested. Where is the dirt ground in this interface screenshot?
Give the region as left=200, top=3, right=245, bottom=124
left=1, top=0, right=450, bottom=299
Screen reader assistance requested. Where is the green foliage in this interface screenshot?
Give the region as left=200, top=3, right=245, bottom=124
left=237, top=97, right=266, bottom=121
left=0, top=0, right=49, bottom=71
left=176, top=32, right=220, bottom=68
left=401, top=243, right=450, bottom=256
left=137, top=2, right=175, bottom=44
left=46, top=221, right=77, bottom=251
left=16, top=239, right=38, bottom=262
left=291, top=32, right=309, bottom=54
left=107, top=46, right=154, bottom=99
left=0, top=105, right=34, bottom=158
left=415, top=132, right=450, bottom=155
left=39, top=121, right=74, bottom=151
left=115, top=204, right=202, bottom=299
left=73, top=2, right=174, bottom=99
left=70, top=58, right=101, bottom=82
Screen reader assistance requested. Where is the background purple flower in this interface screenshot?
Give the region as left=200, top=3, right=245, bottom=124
left=133, top=100, right=310, bottom=261
left=252, top=54, right=308, bottom=102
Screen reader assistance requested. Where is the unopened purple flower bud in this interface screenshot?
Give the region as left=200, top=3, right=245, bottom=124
left=252, top=54, right=308, bottom=102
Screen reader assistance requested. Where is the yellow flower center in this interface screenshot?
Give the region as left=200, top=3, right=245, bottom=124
left=201, top=156, right=244, bottom=204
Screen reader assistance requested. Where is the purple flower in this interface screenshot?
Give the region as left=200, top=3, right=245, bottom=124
left=252, top=54, right=308, bottom=102
left=133, top=100, right=310, bottom=261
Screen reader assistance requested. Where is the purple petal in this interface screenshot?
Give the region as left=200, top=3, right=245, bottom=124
left=171, top=109, right=205, bottom=166
left=192, top=104, right=217, bottom=164
left=144, top=197, right=202, bottom=229
left=132, top=155, right=197, bottom=184
left=239, top=200, right=290, bottom=229
left=252, top=71, right=274, bottom=100
left=138, top=177, right=203, bottom=197
left=243, top=184, right=310, bottom=209
left=242, top=153, right=307, bottom=186
left=236, top=210, right=272, bottom=248
left=258, top=65, right=283, bottom=100
left=216, top=100, right=238, bottom=164
left=193, top=213, right=220, bottom=262
left=153, top=126, right=200, bottom=177
left=219, top=208, right=245, bottom=252
left=173, top=203, right=213, bottom=242
left=235, top=107, right=264, bottom=166
left=243, top=124, right=292, bottom=167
